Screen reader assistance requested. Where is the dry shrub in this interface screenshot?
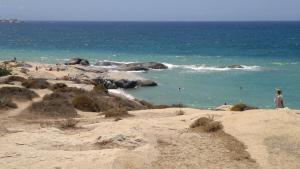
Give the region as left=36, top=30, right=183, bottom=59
left=0, top=87, right=39, bottom=101
left=59, top=118, right=79, bottom=129
left=114, top=117, right=122, bottom=121
left=28, top=93, right=77, bottom=118
left=53, top=86, right=88, bottom=98
left=72, top=95, right=101, bottom=112
left=231, top=103, right=257, bottom=111
left=0, top=75, right=26, bottom=84
left=22, top=78, right=51, bottom=89
left=176, top=110, right=185, bottom=116
left=0, top=98, right=17, bottom=110
left=92, top=84, right=108, bottom=94
left=190, top=116, right=223, bottom=132
left=104, top=107, right=129, bottom=118
left=50, top=83, right=68, bottom=90
left=204, top=121, right=223, bottom=132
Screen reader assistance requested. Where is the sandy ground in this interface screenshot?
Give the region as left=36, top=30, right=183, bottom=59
left=1, top=87, right=300, bottom=169
left=1, top=61, right=300, bottom=169
left=9, top=61, right=146, bottom=82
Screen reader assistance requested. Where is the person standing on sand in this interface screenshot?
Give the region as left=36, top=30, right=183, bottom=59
left=274, top=89, right=284, bottom=108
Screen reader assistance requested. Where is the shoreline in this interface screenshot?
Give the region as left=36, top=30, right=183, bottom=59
left=0, top=58, right=267, bottom=109
left=1, top=59, right=300, bottom=168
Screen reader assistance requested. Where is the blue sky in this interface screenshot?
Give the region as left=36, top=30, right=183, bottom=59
left=0, top=0, right=300, bottom=21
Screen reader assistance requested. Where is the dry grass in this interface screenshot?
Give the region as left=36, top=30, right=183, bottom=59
left=0, top=75, right=26, bottom=84
left=214, top=131, right=255, bottom=161
left=22, top=78, right=51, bottom=89
left=231, top=103, right=257, bottom=111
left=175, top=110, right=185, bottom=116
left=0, top=98, right=17, bottom=110
left=52, top=86, right=88, bottom=98
left=0, top=86, right=39, bottom=101
left=190, top=116, right=223, bottom=132
left=103, top=107, right=129, bottom=118
left=59, top=118, right=79, bottom=129
left=72, top=95, right=101, bottom=112
left=92, top=84, right=108, bottom=94
left=27, top=93, right=77, bottom=118
left=114, top=117, right=122, bottom=121
left=50, top=83, right=68, bottom=91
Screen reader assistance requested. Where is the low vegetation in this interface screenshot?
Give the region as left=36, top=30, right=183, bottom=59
left=190, top=116, right=223, bottom=132
left=0, top=67, right=11, bottom=77
left=59, top=118, right=79, bottom=129
left=230, top=103, right=257, bottom=111
left=0, top=87, right=39, bottom=101
left=72, top=95, right=101, bottom=112
left=92, top=84, right=108, bottom=94
left=28, top=92, right=77, bottom=118
left=50, top=83, right=68, bottom=91
left=22, top=78, right=51, bottom=89
left=175, top=110, right=185, bottom=116
left=103, top=107, right=129, bottom=117
left=0, top=75, right=26, bottom=84
left=0, top=98, right=17, bottom=110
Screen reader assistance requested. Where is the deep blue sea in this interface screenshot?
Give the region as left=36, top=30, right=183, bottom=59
left=1, top=21, right=300, bottom=109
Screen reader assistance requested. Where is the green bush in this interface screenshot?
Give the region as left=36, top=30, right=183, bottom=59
left=0, top=67, right=11, bottom=77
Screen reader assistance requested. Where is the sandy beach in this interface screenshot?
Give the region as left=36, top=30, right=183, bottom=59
left=0, top=60, right=300, bottom=169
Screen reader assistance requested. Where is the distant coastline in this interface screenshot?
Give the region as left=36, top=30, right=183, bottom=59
left=0, top=19, right=21, bottom=24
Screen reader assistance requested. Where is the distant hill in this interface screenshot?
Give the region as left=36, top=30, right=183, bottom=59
left=0, top=19, right=20, bottom=24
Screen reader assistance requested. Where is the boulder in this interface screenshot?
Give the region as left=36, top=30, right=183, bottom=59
left=227, top=65, right=244, bottom=69
left=138, top=80, right=157, bottom=87
left=115, top=79, right=138, bottom=89
left=125, top=62, right=168, bottom=70
left=95, top=61, right=168, bottom=71
left=95, top=61, right=123, bottom=67
left=65, top=58, right=90, bottom=66
left=119, top=65, right=149, bottom=71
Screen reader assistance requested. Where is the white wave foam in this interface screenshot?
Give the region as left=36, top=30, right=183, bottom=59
left=164, top=63, right=261, bottom=72
left=108, top=89, right=135, bottom=100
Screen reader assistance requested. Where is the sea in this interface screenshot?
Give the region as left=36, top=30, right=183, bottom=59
left=0, top=21, right=300, bottom=109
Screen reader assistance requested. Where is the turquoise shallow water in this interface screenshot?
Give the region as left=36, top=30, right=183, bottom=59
left=0, top=21, right=300, bottom=108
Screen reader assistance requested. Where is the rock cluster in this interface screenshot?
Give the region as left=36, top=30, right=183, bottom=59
left=65, top=58, right=90, bottom=66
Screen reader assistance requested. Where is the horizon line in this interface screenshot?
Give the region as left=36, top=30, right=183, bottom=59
left=22, top=20, right=300, bottom=22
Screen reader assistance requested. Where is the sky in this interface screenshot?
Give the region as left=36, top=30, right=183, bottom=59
left=0, top=0, right=300, bottom=21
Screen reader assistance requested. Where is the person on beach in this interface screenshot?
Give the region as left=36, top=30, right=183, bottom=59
left=274, top=89, right=284, bottom=108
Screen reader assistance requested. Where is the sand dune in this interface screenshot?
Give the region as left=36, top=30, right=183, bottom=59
left=1, top=97, right=300, bottom=169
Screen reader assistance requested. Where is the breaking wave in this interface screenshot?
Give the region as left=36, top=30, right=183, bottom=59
left=163, top=63, right=261, bottom=72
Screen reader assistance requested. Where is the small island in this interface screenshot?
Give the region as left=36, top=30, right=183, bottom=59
left=0, top=19, right=20, bottom=24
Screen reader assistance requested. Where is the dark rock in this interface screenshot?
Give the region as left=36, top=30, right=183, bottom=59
left=79, top=59, right=90, bottom=66
left=92, top=78, right=118, bottom=89
left=115, top=79, right=138, bottom=89
left=74, top=66, right=107, bottom=73
left=227, top=65, right=244, bottom=69
left=65, top=58, right=90, bottom=66
left=95, top=61, right=168, bottom=71
left=119, top=65, right=149, bottom=71
left=91, top=77, right=156, bottom=89
left=138, top=80, right=158, bottom=87
left=125, top=62, right=168, bottom=70
left=104, top=80, right=118, bottom=89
